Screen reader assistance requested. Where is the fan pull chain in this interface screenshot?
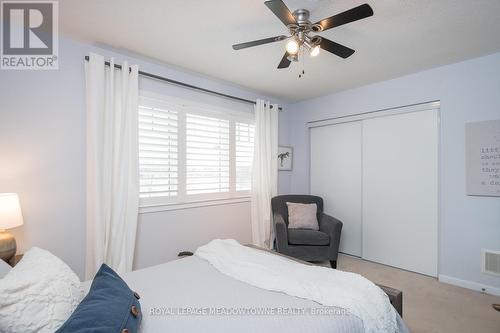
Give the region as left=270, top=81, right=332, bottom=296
left=298, top=47, right=306, bottom=78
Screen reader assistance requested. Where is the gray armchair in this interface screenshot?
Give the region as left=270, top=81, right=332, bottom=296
left=271, top=195, right=343, bottom=268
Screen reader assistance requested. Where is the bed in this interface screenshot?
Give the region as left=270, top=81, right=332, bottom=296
left=1, top=242, right=409, bottom=332
left=84, top=247, right=410, bottom=333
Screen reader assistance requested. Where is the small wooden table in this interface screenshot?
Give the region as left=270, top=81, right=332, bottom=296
left=377, top=284, right=403, bottom=317
left=8, top=254, right=23, bottom=267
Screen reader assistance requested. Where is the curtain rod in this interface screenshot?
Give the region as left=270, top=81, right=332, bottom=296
left=84, top=56, right=282, bottom=111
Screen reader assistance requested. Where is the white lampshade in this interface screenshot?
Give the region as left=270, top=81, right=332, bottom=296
left=0, top=193, right=24, bottom=230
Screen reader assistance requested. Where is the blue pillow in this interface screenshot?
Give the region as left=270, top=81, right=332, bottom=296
left=56, top=264, right=142, bottom=333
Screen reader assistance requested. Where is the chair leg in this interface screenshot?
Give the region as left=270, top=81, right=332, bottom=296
left=330, top=260, right=337, bottom=269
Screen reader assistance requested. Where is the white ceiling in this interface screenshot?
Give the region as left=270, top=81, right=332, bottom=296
left=60, top=0, right=500, bottom=102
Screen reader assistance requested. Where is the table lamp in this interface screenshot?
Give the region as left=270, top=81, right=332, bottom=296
left=0, top=193, right=24, bottom=262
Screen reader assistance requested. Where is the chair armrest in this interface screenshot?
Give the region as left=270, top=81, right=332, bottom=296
left=318, top=213, right=343, bottom=254
left=273, top=213, right=288, bottom=252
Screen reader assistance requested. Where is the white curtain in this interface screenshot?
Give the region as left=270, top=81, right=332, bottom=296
left=251, top=100, right=279, bottom=248
left=85, top=53, right=140, bottom=279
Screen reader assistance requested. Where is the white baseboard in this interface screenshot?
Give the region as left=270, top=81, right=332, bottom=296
left=438, top=274, right=500, bottom=296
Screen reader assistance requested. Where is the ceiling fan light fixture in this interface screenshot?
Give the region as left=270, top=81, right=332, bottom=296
left=231, top=1, right=373, bottom=69
left=310, top=45, right=320, bottom=57
left=285, top=38, right=299, bottom=55
left=286, top=53, right=298, bottom=62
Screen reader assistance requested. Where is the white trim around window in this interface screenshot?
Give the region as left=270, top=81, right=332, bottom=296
left=139, top=196, right=251, bottom=214
left=138, top=91, right=254, bottom=211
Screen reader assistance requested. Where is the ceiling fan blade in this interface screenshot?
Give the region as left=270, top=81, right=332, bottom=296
left=264, top=0, right=297, bottom=27
left=314, top=3, right=373, bottom=31
left=232, top=35, right=287, bottom=50
left=277, top=53, right=291, bottom=69
left=319, top=38, right=355, bottom=58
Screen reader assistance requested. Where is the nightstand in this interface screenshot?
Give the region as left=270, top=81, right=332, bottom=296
left=8, top=254, right=23, bottom=267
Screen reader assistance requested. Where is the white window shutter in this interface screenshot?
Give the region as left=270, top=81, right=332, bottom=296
left=235, top=122, right=255, bottom=191
left=138, top=95, right=255, bottom=204
left=186, top=113, right=230, bottom=194
left=138, top=105, right=178, bottom=198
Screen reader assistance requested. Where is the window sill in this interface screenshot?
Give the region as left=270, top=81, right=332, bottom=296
left=139, top=196, right=251, bottom=214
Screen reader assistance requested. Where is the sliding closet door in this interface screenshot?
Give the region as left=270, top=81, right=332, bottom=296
left=310, top=122, right=362, bottom=256
left=362, top=110, right=438, bottom=276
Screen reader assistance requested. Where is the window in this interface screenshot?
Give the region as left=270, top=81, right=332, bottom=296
left=138, top=94, right=254, bottom=206
left=186, top=114, right=230, bottom=194
left=235, top=122, right=254, bottom=191
left=138, top=105, right=178, bottom=198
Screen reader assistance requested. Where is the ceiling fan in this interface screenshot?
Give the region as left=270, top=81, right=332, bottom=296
left=232, top=0, right=374, bottom=69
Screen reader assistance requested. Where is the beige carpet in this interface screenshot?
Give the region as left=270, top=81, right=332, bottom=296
left=327, top=254, right=500, bottom=333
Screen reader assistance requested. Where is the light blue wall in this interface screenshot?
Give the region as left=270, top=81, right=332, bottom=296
left=282, top=52, right=500, bottom=290
left=3, top=30, right=497, bottom=291
left=0, top=36, right=285, bottom=278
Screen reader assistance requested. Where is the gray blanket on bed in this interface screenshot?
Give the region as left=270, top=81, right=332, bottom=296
left=93, top=256, right=409, bottom=332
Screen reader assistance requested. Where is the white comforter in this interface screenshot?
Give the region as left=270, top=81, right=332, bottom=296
left=196, top=239, right=397, bottom=333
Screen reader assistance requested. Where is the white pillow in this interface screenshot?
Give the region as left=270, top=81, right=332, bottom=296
left=0, top=259, right=11, bottom=278
left=286, top=202, right=319, bottom=230
left=0, top=247, right=83, bottom=333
